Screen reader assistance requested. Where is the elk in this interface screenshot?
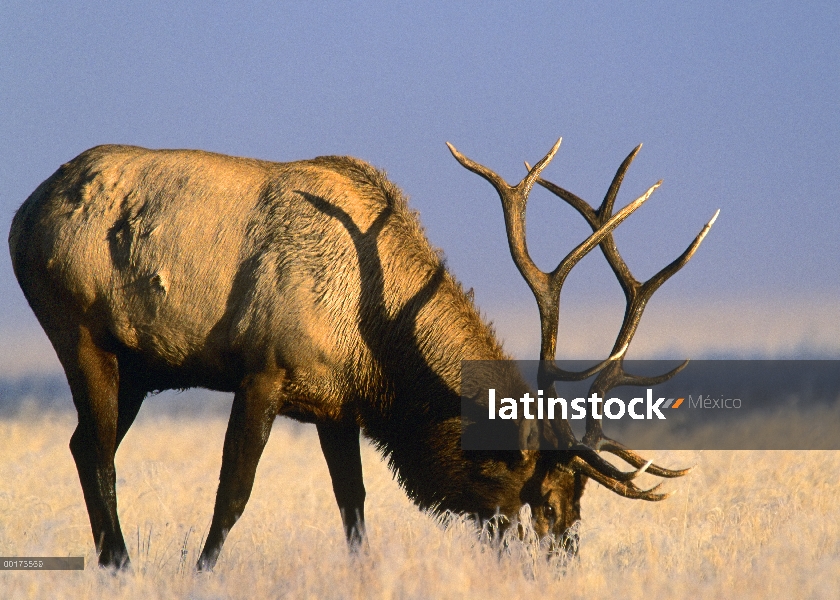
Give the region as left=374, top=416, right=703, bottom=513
left=9, top=138, right=716, bottom=570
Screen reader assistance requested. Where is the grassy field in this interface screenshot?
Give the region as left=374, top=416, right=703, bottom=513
left=1, top=409, right=838, bottom=599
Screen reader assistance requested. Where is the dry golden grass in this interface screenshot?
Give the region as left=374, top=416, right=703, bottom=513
left=1, top=410, right=838, bottom=599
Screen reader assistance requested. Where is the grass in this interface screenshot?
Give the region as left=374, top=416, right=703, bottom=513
left=1, top=410, right=838, bottom=599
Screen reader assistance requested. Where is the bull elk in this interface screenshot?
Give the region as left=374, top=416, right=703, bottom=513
left=8, top=138, right=716, bottom=570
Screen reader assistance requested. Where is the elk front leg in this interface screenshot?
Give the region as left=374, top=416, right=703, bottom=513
left=197, top=372, right=284, bottom=571
left=317, top=422, right=366, bottom=547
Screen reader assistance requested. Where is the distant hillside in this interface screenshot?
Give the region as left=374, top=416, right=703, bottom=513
left=0, top=374, right=71, bottom=414
left=0, top=376, right=231, bottom=418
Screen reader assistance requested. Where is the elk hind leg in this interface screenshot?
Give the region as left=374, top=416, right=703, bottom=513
left=60, top=326, right=135, bottom=568
left=317, top=422, right=366, bottom=547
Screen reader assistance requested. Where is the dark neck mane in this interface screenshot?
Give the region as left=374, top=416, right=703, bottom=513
left=301, top=156, right=521, bottom=513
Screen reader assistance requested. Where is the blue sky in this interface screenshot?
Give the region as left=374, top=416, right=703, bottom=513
left=1, top=2, right=838, bottom=373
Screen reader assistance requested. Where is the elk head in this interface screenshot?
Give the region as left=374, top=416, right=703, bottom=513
left=448, top=138, right=718, bottom=550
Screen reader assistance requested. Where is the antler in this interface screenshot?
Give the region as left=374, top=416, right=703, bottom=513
left=447, top=140, right=646, bottom=381
left=450, top=138, right=718, bottom=500
left=529, top=145, right=718, bottom=481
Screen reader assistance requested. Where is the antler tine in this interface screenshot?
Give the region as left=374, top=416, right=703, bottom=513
left=600, top=144, right=643, bottom=218
left=585, top=360, right=689, bottom=414
left=542, top=343, right=628, bottom=382
left=641, top=208, right=720, bottom=296
left=523, top=138, right=564, bottom=193
left=594, top=438, right=692, bottom=478
left=567, top=443, right=653, bottom=483
left=448, top=142, right=516, bottom=197
left=568, top=457, right=673, bottom=501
